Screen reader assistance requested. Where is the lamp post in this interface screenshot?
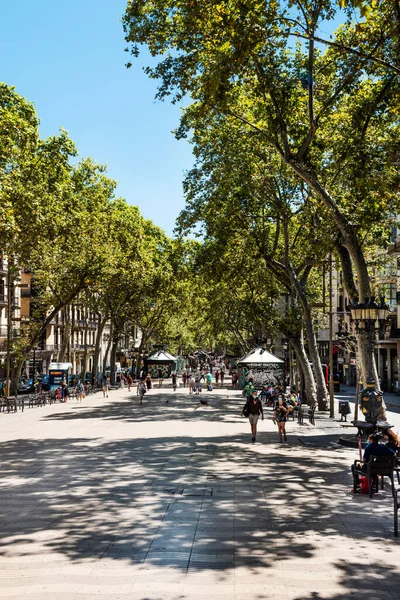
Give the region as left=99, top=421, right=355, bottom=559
left=348, top=296, right=389, bottom=424
left=282, top=341, right=289, bottom=389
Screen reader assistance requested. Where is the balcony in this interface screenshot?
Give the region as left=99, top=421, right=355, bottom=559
left=70, top=344, right=95, bottom=352
left=38, top=344, right=61, bottom=353
left=0, top=325, right=20, bottom=338
left=72, top=319, right=97, bottom=330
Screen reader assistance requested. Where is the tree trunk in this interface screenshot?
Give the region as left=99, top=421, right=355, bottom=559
left=301, top=301, right=328, bottom=410
left=288, top=163, right=379, bottom=388
left=58, top=307, right=70, bottom=362
left=110, top=338, right=118, bottom=385
left=11, top=355, right=24, bottom=396
left=82, top=300, right=89, bottom=382
left=336, top=241, right=380, bottom=391
left=290, top=274, right=328, bottom=410
left=291, top=336, right=317, bottom=406
left=135, top=334, right=147, bottom=379
left=102, top=322, right=113, bottom=375
left=92, top=313, right=108, bottom=384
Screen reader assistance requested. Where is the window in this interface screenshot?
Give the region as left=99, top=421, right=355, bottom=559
left=385, top=283, right=397, bottom=306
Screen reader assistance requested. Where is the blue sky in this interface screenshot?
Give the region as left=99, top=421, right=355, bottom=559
left=1, top=2, right=345, bottom=235
left=0, top=0, right=193, bottom=234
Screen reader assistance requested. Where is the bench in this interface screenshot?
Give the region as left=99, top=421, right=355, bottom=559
left=352, top=455, right=396, bottom=498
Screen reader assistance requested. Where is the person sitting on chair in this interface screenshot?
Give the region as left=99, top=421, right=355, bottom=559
left=363, top=433, right=395, bottom=462
left=352, top=433, right=395, bottom=490
left=381, top=429, right=400, bottom=455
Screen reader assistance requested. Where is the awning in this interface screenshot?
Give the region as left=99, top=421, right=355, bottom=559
left=146, top=350, right=177, bottom=363
left=237, top=347, right=284, bottom=365
left=49, top=362, right=73, bottom=370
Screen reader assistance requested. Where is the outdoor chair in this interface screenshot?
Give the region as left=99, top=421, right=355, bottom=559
left=28, top=394, right=40, bottom=408
left=1, top=396, right=19, bottom=413
left=298, top=405, right=309, bottom=425
left=394, top=487, right=399, bottom=537
left=352, top=455, right=396, bottom=498
left=15, top=397, right=24, bottom=412
left=309, top=405, right=316, bottom=426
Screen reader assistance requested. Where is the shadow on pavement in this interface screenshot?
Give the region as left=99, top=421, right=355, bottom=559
left=0, top=389, right=398, bottom=599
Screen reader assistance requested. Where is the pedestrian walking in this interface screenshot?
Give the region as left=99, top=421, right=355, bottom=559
left=75, top=379, right=84, bottom=403
left=138, top=380, right=146, bottom=404
left=158, top=368, right=163, bottom=388
left=189, top=375, right=195, bottom=394
left=145, top=373, right=152, bottom=390
left=220, top=369, right=225, bottom=387
left=127, top=374, right=133, bottom=392
left=194, top=376, right=202, bottom=395
left=61, top=382, right=69, bottom=403
left=102, top=375, right=109, bottom=399
left=231, top=372, right=238, bottom=389
left=215, top=370, right=220, bottom=385
left=182, top=372, right=187, bottom=387
left=172, top=371, right=177, bottom=391
left=243, top=379, right=254, bottom=397
left=273, top=396, right=289, bottom=442
left=206, top=371, right=213, bottom=391
left=242, top=389, right=264, bottom=443
left=120, top=374, right=125, bottom=389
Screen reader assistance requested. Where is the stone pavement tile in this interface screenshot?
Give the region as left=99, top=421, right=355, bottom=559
left=79, top=580, right=133, bottom=595
left=27, top=583, right=83, bottom=595
left=184, top=582, right=235, bottom=596
left=77, top=596, right=132, bottom=600
left=340, top=592, right=396, bottom=600
left=150, top=539, right=194, bottom=552
left=235, top=595, right=288, bottom=600
left=192, top=540, right=235, bottom=552
left=8, top=595, right=78, bottom=600
left=285, top=587, right=343, bottom=600
left=131, top=581, right=184, bottom=595
left=235, top=583, right=287, bottom=598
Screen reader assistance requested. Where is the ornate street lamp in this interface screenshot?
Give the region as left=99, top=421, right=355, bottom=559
left=348, top=296, right=389, bottom=426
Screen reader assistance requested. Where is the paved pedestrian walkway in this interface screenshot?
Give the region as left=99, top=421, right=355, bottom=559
left=0, top=385, right=399, bottom=600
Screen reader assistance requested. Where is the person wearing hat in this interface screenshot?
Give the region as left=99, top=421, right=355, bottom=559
left=242, top=389, right=264, bottom=443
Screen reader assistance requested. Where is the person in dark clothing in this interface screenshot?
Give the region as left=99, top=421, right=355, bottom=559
left=273, top=395, right=289, bottom=443
left=363, top=434, right=395, bottom=462
left=352, top=433, right=395, bottom=490
left=242, top=389, right=264, bottom=443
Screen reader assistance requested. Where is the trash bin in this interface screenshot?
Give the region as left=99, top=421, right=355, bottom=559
left=338, top=400, right=351, bottom=421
